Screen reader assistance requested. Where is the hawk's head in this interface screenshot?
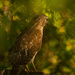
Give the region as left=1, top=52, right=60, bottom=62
left=27, top=14, right=48, bottom=31
left=33, top=14, right=48, bottom=28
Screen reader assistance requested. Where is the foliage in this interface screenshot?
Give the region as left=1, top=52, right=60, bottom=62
left=0, top=0, right=75, bottom=74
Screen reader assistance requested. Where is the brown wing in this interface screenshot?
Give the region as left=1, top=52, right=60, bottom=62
left=10, top=33, right=29, bottom=65
left=10, top=28, right=42, bottom=65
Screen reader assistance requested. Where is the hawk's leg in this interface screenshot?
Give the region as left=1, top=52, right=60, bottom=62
left=31, top=61, right=37, bottom=72
left=25, top=65, right=30, bottom=72
left=31, top=52, right=37, bottom=71
left=25, top=62, right=37, bottom=72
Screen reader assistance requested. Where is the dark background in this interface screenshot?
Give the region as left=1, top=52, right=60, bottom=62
left=0, top=0, right=75, bottom=74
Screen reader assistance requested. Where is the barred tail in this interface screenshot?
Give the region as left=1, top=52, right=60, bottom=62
left=11, top=65, right=24, bottom=75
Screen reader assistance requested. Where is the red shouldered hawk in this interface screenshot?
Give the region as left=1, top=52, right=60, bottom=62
left=10, top=14, right=48, bottom=75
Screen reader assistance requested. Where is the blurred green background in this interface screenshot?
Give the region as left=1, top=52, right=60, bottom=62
left=0, top=0, right=75, bottom=74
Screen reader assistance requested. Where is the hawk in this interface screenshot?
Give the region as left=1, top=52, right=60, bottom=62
left=10, top=14, right=48, bottom=75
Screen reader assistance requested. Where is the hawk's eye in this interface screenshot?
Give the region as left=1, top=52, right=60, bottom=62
left=46, top=18, right=48, bottom=21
